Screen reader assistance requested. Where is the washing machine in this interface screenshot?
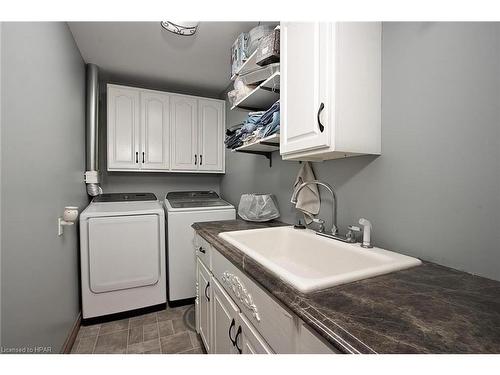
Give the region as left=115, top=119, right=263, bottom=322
left=79, top=193, right=166, bottom=319
left=164, top=191, right=235, bottom=303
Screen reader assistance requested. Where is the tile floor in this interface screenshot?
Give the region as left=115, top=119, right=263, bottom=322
left=71, top=304, right=205, bottom=354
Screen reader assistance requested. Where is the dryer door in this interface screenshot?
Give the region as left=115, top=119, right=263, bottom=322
left=88, top=214, right=160, bottom=293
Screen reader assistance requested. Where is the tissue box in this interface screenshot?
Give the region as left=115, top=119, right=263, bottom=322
left=256, top=29, right=280, bottom=66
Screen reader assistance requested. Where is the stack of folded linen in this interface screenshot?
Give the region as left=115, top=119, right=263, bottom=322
left=255, top=100, right=280, bottom=139
left=224, top=111, right=264, bottom=149
left=224, top=100, right=280, bottom=150
left=224, top=123, right=244, bottom=149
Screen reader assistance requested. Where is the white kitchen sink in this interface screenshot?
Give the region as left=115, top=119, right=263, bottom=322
left=218, top=226, right=422, bottom=293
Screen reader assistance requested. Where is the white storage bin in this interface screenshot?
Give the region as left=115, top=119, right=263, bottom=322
left=239, top=63, right=280, bottom=86
left=248, top=25, right=275, bottom=55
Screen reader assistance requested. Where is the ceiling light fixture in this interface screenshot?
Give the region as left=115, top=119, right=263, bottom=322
left=160, top=21, right=199, bottom=36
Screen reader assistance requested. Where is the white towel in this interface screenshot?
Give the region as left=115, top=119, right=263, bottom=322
left=293, top=162, right=320, bottom=224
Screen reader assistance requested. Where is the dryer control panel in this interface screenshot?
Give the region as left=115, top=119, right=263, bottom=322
left=93, top=193, right=157, bottom=202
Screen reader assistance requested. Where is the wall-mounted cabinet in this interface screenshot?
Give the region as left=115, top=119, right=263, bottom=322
left=280, top=22, right=381, bottom=161
left=140, top=90, right=170, bottom=170
left=107, top=84, right=225, bottom=173
left=107, top=85, right=141, bottom=170
left=170, top=95, right=198, bottom=171
left=197, top=99, right=225, bottom=172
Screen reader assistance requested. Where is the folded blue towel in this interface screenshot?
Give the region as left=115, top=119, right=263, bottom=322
left=224, top=101, right=280, bottom=150
left=256, top=100, right=280, bottom=126
left=262, top=111, right=280, bottom=137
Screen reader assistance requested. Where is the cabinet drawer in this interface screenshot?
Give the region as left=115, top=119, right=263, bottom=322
left=239, top=312, right=274, bottom=354
left=212, top=248, right=296, bottom=353
left=193, top=233, right=211, bottom=270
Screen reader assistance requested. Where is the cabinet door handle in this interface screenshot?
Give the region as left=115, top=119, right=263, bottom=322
left=142, top=152, right=145, bottom=163
left=135, top=152, right=138, bottom=163
left=228, top=318, right=236, bottom=346
left=234, top=326, right=242, bottom=354
left=204, top=282, right=210, bottom=301
left=200, top=155, right=202, bottom=165
left=194, top=154, right=197, bottom=165
left=317, top=102, right=325, bottom=133
left=198, top=246, right=206, bottom=254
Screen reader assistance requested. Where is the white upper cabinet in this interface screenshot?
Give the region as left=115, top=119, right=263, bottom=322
left=170, top=95, right=198, bottom=171
left=198, top=99, right=225, bottom=172
left=107, top=85, right=140, bottom=169
left=140, top=91, right=170, bottom=170
left=280, top=22, right=331, bottom=154
left=107, top=84, right=225, bottom=173
left=280, top=22, right=382, bottom=161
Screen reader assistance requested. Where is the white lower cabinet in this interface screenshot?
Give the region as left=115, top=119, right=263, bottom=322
left=211, top=276, right=273, bottom=354
left=196, top=258, right=211, bottom=353
left=194, top=232, right=339, bottom=354
left=211, top=278, right=239, bottom=354
left=296, top=321, right=339, bottom=354
left=238, top=313, right=274, bottom=354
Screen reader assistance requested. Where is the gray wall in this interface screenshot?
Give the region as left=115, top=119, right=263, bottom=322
left=97, top=82, right=222, bottom=199
left=1, top=23, right=87, bottom=352
left=221, top=22, right=500, bottom=281
left=100, top=172, right=221, bottom=201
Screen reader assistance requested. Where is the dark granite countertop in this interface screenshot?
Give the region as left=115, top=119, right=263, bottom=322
left=192, top=219, right=500, bottom=354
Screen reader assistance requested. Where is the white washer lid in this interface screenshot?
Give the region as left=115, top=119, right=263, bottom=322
left=81, top=200, right=164, bottom=218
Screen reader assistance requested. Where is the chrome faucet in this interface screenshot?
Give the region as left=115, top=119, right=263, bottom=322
left=358, top=218, right=373, bottom=248
left=290, top=180, right=338, bottom=235
left=291, top=180, right=371, bottom=246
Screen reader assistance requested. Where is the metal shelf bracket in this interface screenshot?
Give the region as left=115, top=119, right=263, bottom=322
left=234, top=150, right=274, bottom=167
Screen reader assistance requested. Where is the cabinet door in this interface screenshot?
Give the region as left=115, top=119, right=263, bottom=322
left=237, top=313, right=273, bottom=354
left=212, top=278, right=239, bottom=354
left=197, top=258, right=211, bottom=353
left=107, top=85, right=140, bottom=170
left=170, top=95, right=198, bottom=170
left=140, top=91, right=170, bottom=170
left=198, top=99, right=224, bottom=172
left=195, top=267, right=200, bottom=335
left=296, top=321, right=339, bottom=354
left=280, top=22, right=332, bottom=155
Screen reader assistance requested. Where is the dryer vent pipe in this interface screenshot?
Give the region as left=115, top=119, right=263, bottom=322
left=84, top=63, right=103, bottom=196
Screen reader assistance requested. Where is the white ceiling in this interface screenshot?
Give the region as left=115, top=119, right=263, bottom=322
left=68, top=22, right=262, bottom=97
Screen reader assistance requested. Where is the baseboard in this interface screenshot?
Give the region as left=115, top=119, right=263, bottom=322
left=61, top=312, right=81, bottom=354
left=168, top=297, right=196, bottom=308
left=81, top=303, right=167, bottom=326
